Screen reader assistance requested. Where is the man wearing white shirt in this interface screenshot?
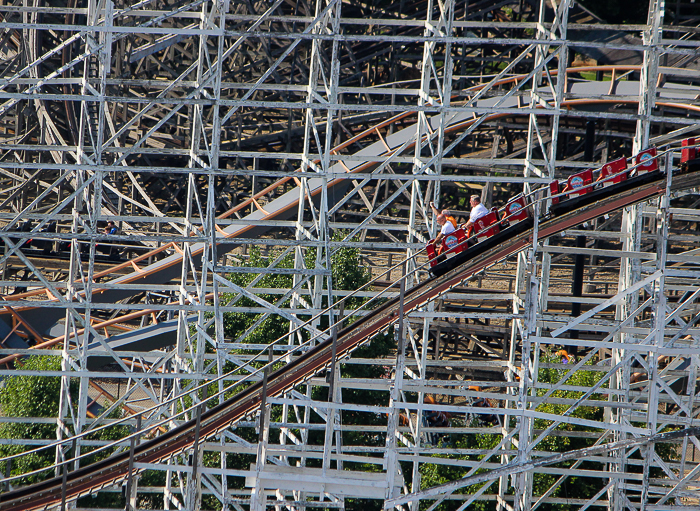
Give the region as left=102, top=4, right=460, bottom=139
left=463, top=195, right=489, bottom=235
left=431, top=214, right=456, bottom=253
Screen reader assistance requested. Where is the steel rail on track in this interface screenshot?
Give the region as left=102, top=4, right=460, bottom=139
left=2, top=65, right=697, bottom=309
left=2, top=94, right=698, bottom=346
left=2, top=68, right=699, bottom=373
left=2, top=168, right=699, bottom=511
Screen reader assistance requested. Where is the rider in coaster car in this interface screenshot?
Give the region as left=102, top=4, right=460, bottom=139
left=469, top=386, right=498, bottom=426
left=431, top=214, right=456, bottom=255
left=555, top=349, right=576, bottom=364
left=423, top=395, right=451, bottom=445
left=104, top=221, right=118, bottom=235
left=429, top=201, right=458, bottom=229
left=462, top=195, right=489, bottom=238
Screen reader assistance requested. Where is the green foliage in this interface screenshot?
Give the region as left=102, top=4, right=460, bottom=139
left=327, top=236, right=372, bottom=308
left=222, top=246, right=297, bottom=349
left=309, top=234, right=395, bottom=448
left=0, top=356, right=64, bottom=484
left=0, top=355, right=130, bottom=499
left=535, top=355, right=605, bottom=452
left=419, top=428, right=501, bottom=511
left=223, top=231, right=373, bottom=347
left=418, top=356, right=611, bottom=511
left=224, top=233, right=393, bottom=478
left=530, top=354, right=607, bottom=509
left=0, top=355, right=63, bottom=426
left=81, top=413, right=130, bottom=465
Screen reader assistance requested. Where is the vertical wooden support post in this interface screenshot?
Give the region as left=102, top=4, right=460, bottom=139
left=252, top=347, right=274, bottom=511
left=4, top=458, right=10, bottom=493
left=322, top=323, right=340, bottom=476
left=385, top=262, right=407, bottom=503
left=125, top=414, right=141, bottom=511
left=60, top=451, right=68, bottom=511
left=185, top=404, right=203, bottom=511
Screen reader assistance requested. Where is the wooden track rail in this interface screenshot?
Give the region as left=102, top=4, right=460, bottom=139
left=1, top=168, right=697, bottom=510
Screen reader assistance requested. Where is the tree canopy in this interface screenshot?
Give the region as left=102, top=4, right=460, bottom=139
left=0, top=355, right=65, bottom=484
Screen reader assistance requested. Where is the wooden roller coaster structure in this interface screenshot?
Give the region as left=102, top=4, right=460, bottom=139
left=1, top=147, right=699, bottom=511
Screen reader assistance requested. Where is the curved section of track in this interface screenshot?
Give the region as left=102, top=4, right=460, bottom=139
left=2, top=167, right=698, bottom=511
left=2, top=67, right=698, bottom=339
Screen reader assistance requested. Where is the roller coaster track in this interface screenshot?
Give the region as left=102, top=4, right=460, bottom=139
left=2, top=66, right=699, bottom=345
left=2, top=165, right=698, bottom=510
